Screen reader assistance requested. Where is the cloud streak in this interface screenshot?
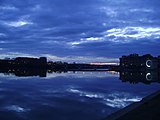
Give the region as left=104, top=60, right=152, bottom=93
left=3, top=20, right=33, bottom=27
left=69, top=26, right=160, bottom=46
left=105, top=27, right=160, bottom=42
left=0, top=5, right=18, bottom=11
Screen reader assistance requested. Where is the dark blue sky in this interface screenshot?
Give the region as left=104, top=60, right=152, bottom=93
left=0, top=0, right=160, bottom=62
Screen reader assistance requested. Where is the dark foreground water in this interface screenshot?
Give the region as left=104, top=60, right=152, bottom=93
left=0, top=71, right=159, bottom=120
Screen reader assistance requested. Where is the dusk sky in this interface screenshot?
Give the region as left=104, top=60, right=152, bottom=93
left=0, top=0, right=160, bottom=62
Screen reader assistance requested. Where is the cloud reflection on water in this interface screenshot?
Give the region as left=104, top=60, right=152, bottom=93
left=68, top=88, right=141, bottom=108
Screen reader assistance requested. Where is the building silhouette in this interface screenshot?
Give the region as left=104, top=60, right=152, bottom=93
left=119, top=54, right=160, bottom=70
left=0, top=57, right=47, bottom=68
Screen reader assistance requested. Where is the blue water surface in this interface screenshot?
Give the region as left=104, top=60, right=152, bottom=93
left=0, top=71, right=159, bottom=120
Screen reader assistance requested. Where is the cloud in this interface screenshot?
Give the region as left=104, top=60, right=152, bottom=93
left=0, top=33, right=7, bottom=37
left=69, top=26, right=160, bottom=46
left=0, top=40, right=11, bottom=43
left=31, top=4, right=42, bottom=11
left=0, top=51, right=118, bottom=63
left=0, top=5, right=18, bottom=11
left=3, top=20, right=33, bottom=27
left=69, top=37, right=103, bottom=45
left=129, top=8, right=154, bottom=13
left=1, top=14, right=33, bottom=27
left=40, top=54, right=118, bottom=63
left=0, top=0, right=159, bottom=59
left=0, top=52, right=35, bottom=59
left=99, top=7, right=117, bottom=17
left=105, top=27, right=160, bottom=42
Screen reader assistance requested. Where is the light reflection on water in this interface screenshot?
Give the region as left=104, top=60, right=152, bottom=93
left=0, top=71, right=159, bottom=120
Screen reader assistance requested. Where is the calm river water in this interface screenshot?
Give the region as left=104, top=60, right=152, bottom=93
left=0, top=71, right=159, bottom=120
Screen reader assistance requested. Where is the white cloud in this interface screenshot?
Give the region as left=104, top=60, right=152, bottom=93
left=1, top=15, right=33, bottom=27
left=105, top=27, right=160, bottom=43
left=69, top=37, right=103, bottom=45
left=69, top=27, right=158, bottom=46
left=69, top=26, right=160, bottom=45
left=4, top=20, right=33, bottom=27
left=69, top=41, right=82, bottom=45
left=81, top=37, right=103, bottom=41
left=130, top=8, right=154, bottom=13
left=0, top=5, right=18, bottom=10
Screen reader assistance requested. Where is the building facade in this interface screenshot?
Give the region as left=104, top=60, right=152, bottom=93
left=120, top=54, right=159, bottom=70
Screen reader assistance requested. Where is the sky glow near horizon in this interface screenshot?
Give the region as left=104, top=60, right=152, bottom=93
left=0, top=0, right=160, bottom=62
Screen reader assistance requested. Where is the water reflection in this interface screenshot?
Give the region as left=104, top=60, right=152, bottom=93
left=0, top=68, right=47, bottom=77
left=119, top=70, right=160, bottom=84
left=0, top=68, right=159, bottom=120
left=0, top=67, right=159, bottom=85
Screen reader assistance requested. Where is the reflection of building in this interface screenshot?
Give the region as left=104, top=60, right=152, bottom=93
left=120, top=54, right=159, bottom=70
left=0, top=68, right=47, bottom=77
left=119, top=71, right=160, bottom=84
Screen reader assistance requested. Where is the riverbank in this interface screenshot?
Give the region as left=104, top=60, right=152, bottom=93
left=103, top=90, right=160, bottom=120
